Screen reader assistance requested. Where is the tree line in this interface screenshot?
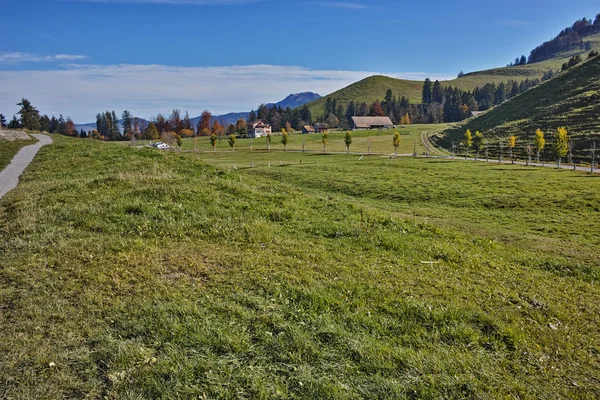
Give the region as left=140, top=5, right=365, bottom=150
left=458, top=127, right=597, bottom=169
left=313, top=77, right=542, bottom=129
left=0, top=99, right=82, bottom=136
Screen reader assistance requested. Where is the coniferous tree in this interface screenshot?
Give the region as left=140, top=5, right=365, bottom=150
left=39, top=115, right=50, bottom=132
left=49, top=116, right=58, bottom=133
left=432, top=80, right=443, bottom=103
left=57, top=115, right=67, bottom=135
left=17, top=98, right=40, bottom=131
left=248, top=110, right=257, bottom=122
left=145, top=122, right=159, bottom=140
left=111, top=110, right=120, bottom=140
left=301, top=105, right=312, bottom=124
left=183, top=111, right=192, bottom=131
left=422, top=78, right=432, bottom=105
left=0, top=113, right=6, bottom=128
left=8, top=115, right=20, bottom=129
left=122, top=110, right=133, bottom=137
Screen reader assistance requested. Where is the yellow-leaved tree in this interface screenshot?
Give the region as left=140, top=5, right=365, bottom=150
left=464, top=129, right=473, bottom=157
left=508, top=135, right=517, bottom=163
left=393, top=132, right=400, bottom=155
left=534, top=129, right=545, bottom=162
left=553, top=127, right=569, bottom=168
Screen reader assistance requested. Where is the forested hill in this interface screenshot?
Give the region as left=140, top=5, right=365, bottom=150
left=436, top=54, right=600, bottom=160
left=304, top=16, right=600, bottom=123
left=528, top=15, right=600, bottom=63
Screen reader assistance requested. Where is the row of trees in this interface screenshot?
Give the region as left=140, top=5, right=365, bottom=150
left=461, top=127, right=580, bottom=167
left=0, top=99, right=80, bottom=136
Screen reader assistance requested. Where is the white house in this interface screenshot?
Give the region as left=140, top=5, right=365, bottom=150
left=247, top=120, right=272, bottom=138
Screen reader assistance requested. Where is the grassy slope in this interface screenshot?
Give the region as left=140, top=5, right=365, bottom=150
left=437, top=55, right=600, bottom=159
left=1, top=136, right=599, bottom=398
left=0, top=137, right=36, bottom=171
left=306, top=33, right=600, bottom=119
left=306, top=75, right=423, bottom=117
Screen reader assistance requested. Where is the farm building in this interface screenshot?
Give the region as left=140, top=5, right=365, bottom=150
left=302, top=125, right=315, bottom=134
left=351, top=116, right=394, bottom=130
left=314, top=123, right=329, bottom=133
left=247, top=120, right=272, bottom=138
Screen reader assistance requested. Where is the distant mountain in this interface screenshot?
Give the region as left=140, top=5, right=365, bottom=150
left=210, top=92, right=321, bottom=126
left=76, top=92, right=321, bottom=131
left=266, top=92, right=322, bottom=110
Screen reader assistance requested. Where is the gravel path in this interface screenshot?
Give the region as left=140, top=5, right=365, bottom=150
left=0, top=134, right=53, bottom=200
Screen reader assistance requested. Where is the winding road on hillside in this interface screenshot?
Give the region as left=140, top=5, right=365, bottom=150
left=0, top=134, right=53, bottom=200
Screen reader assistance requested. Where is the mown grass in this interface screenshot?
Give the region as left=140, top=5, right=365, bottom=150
left=1, top=136, right=599, bottom=399
left=0, top=136, right=36, bottom=171
left=176, top=125, right=442, bottom=155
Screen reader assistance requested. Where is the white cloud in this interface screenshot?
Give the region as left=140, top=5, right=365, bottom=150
left=0, top=52, right=86, bottom=63
left=0, top=64, right=453, bottom=122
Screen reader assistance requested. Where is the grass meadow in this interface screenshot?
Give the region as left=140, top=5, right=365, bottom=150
left=0, top=136, right=37, bottom=170
left=164, top=125, right=443, bottom=155
left=1, top=135, right=599, bottom=398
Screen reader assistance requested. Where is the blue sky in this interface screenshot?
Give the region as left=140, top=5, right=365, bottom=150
left=1, top=0, right=598, bottom=122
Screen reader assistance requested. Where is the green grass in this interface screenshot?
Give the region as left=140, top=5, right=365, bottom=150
left=0, top=136, right=36, bottom=170
left=437, top=54, right=600, bottom=160
left=1, top=136, right=600, bottom=398
left=175, top=125, right=443, bottom=155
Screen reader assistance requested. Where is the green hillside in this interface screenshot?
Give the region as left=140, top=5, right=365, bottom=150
left=306, top=32, right=600, bottom=119
left=435, top=54, right=600, bottom=160
left=306, top=75, right=423, bottom=117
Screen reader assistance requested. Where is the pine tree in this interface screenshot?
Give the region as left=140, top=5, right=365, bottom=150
left=111, top=110, right=120, bottom=140
left=122, top=110, right=133, bottom=138
left=145, top=122, right=159, bottom=140
left=17, top=98, right=40, bottom=131
left=0, top=113, right=6, bottom=128
left=432, top=80, right=443, bottom=103
left=57, top=114, right=67, bottom=135
left=422, top=78, right=432, bottom=105
left=8, top=115, right=20, bottom=129
left=301, top=105, right=311, bottom=124
left=39, top=115, right=50, bottom=132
